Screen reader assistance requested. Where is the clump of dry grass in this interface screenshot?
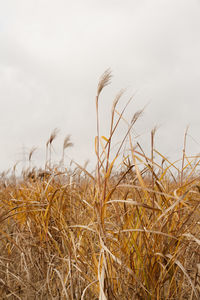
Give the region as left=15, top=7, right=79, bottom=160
left=0, top=71, right=200, bottom=299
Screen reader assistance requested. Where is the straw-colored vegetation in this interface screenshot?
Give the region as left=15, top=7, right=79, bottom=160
left=0, top=70, right=199, bottom=299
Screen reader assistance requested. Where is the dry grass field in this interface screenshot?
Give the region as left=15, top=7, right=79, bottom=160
left=0, top=71, right=199, bottom=299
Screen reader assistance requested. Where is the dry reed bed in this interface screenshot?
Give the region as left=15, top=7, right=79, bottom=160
left=0, top=70, right=199, bottom=299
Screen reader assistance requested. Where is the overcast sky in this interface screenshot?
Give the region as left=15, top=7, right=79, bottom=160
left=0, top=0, right=200, bottom=173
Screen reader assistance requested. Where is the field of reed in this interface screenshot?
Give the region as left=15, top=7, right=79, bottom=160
left=0, top=70, right=199, bottom=299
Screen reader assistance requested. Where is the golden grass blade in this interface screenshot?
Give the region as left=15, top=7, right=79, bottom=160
left=106, top=199, right=161, bottom=211
left=81, top=280, right=98, bottom=300
left=100, top=238, right=151, bottom=296
left=166, top=254, right=198, bottom=299
left=53, top=268, right=69, bottom=298
left=152, top=189, right=189, bottom=226
left=154, top=149, right=180, bottom=172
left=101, top=136, right=109, bottom=142
left=183, top=233, right=200, bottom=246
left=115, top=228, right=179, bottom=240
left=71, top=159, right=95, bottom=181
left=98, top=250, right=107, bottom=300
left=69, top=225, right=96, bottom=233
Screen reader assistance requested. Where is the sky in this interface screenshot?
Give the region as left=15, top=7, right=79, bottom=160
left=0, top=0, right=200, bottom=173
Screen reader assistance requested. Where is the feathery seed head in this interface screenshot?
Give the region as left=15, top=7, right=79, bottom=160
left=28, top=147, right=37, bottom=161
left=131, top=109, right=144, bottom=125
left=97, top=69, right=112, bottom=97
left=63, top=135, right=73, bottom=150
left=46, top=128, right=59, bottom=147
left=111, top=89, right=125, bottom=114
